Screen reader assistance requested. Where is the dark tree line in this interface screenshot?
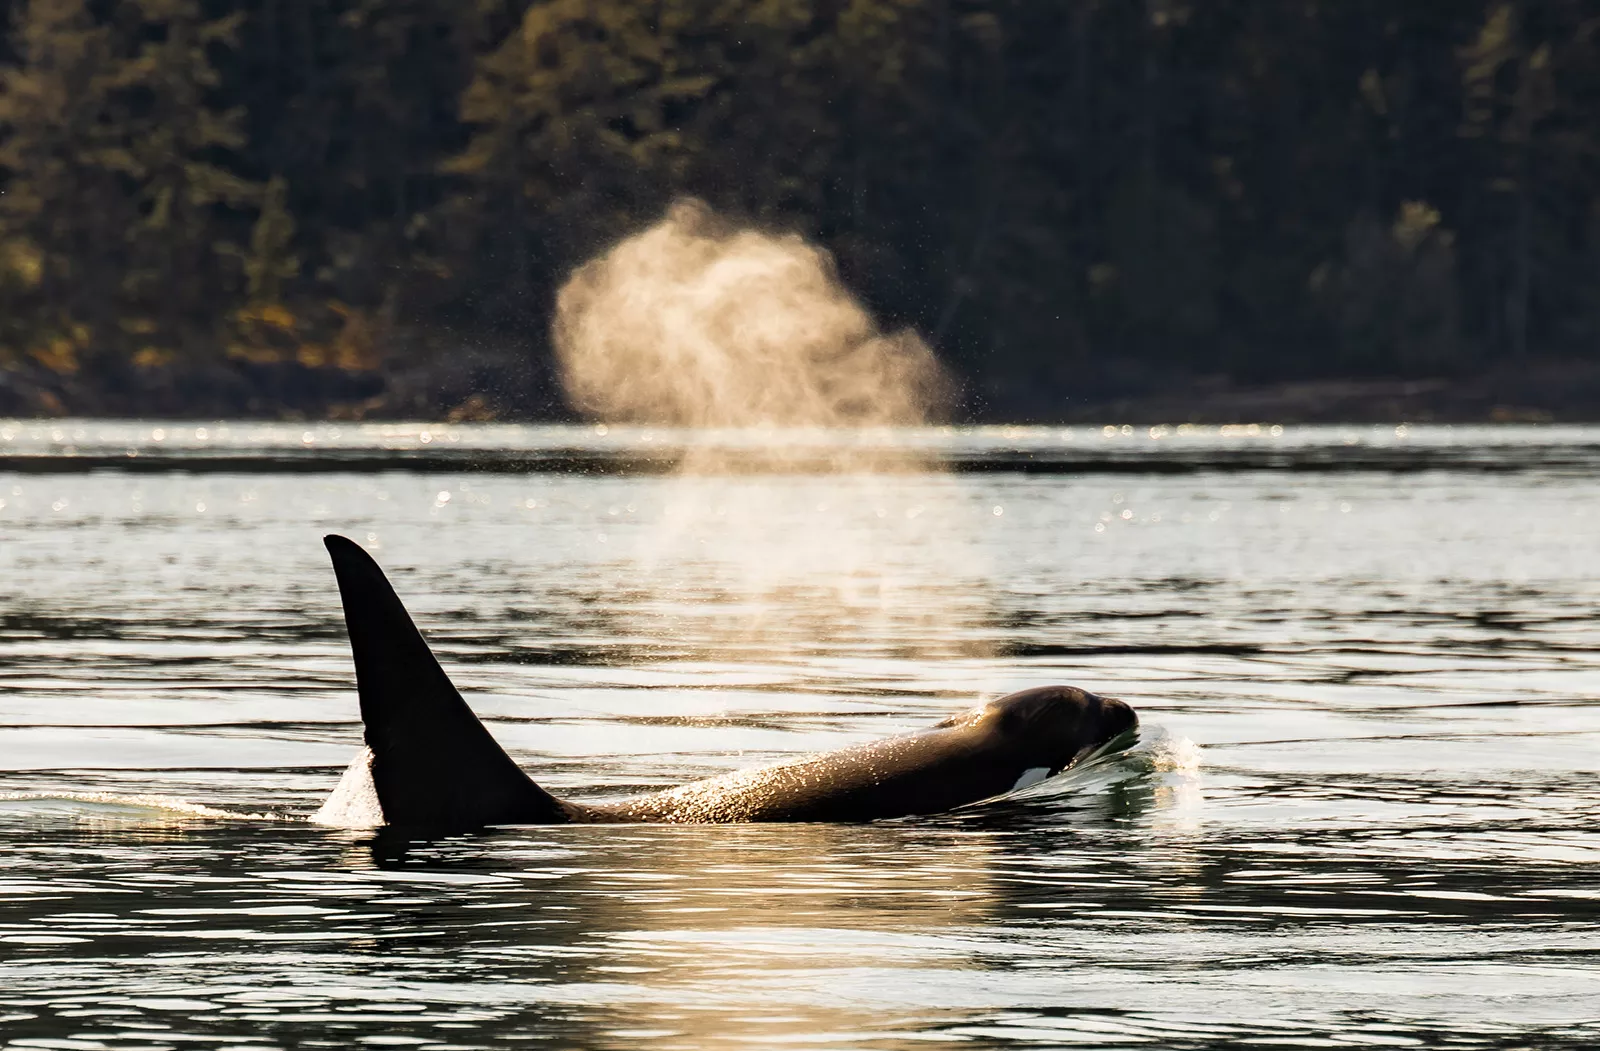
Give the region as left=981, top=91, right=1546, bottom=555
left=0, top=0, right=1597, bottom=417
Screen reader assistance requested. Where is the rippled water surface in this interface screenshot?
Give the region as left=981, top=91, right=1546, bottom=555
left=1, top=421, right=1596, bottom=1049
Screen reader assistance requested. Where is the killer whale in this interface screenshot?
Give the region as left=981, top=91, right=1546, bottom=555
left=316, top=534, right=1138, bottom=829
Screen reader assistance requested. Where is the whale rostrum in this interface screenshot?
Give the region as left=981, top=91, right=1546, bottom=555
left=315, top=534, right=1139, bottom=830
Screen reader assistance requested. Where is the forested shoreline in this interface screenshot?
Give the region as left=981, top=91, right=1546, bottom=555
left=0, top=1, right=1597, bottom=421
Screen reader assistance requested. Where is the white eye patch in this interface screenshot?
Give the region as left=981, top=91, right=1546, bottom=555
left=1011, top=766, right=1052, bottom=793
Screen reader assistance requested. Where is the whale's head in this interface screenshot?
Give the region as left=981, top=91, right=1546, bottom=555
left=950, top=685, right=1138, bottom=782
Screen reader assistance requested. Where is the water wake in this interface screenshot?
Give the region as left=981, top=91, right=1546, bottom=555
left=0, top=791, right=283, bottom=823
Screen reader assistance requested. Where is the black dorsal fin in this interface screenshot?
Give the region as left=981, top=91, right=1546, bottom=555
left=322, top=535, right=570, bottom=828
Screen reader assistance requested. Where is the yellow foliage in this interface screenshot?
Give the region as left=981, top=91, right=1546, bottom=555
left=226, top=341, right=288, bottom=364
left=228, top=300, right=301, bottom=362
left=236, top=301, right=297, bottom=331
left=294, top=342, right=330, bottom=368
left=132, top=346, right=176, bottom=369
left=0, top=240, right=43, bottom=289
left=1393, top=201, right=1444, bottom=253
left=227, top=298, right=378, bottom=371
left=30, top=335, right=80, bottom=374
left=324, top=301, right=380, bottom=371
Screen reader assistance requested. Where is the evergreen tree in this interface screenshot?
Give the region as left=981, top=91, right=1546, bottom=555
left=0, top=0, right=254, bottom=368
left=227, top=0, right=489, bottom=346
left=2, top=0, right=1600, bottom=414
left=0, top=0, right=122, bottom=367
left=446, top=0, right=940, bottom=327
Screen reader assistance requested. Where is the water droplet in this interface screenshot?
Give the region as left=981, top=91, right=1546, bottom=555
left=437, top=491, right=451, bottom=503
left=992, top=506, right=1004, bottom=516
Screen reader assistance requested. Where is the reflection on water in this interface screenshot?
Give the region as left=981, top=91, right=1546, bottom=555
left=1, top=423, right=1598, bottom=1048
left=631, top=470, right=995, bottom=660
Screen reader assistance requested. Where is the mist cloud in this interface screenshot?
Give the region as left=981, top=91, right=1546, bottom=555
left=553, top=199, right=951, bottom=432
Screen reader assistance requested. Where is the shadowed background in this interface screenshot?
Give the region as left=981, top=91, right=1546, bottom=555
left=0, top=1, right=1598, bottom=421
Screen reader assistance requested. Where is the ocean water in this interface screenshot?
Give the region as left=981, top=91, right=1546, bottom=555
left=0, top=421, right=1596, bottom=1050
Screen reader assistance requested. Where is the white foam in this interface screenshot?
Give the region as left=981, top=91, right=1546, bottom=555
left=1148, top=730, right=1204, bottom=777
left=311, top=748, right=385, bottom=828
left=0, top=791, right=280, bottom=821
left=1139, top=727, right=1205, bottom=828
